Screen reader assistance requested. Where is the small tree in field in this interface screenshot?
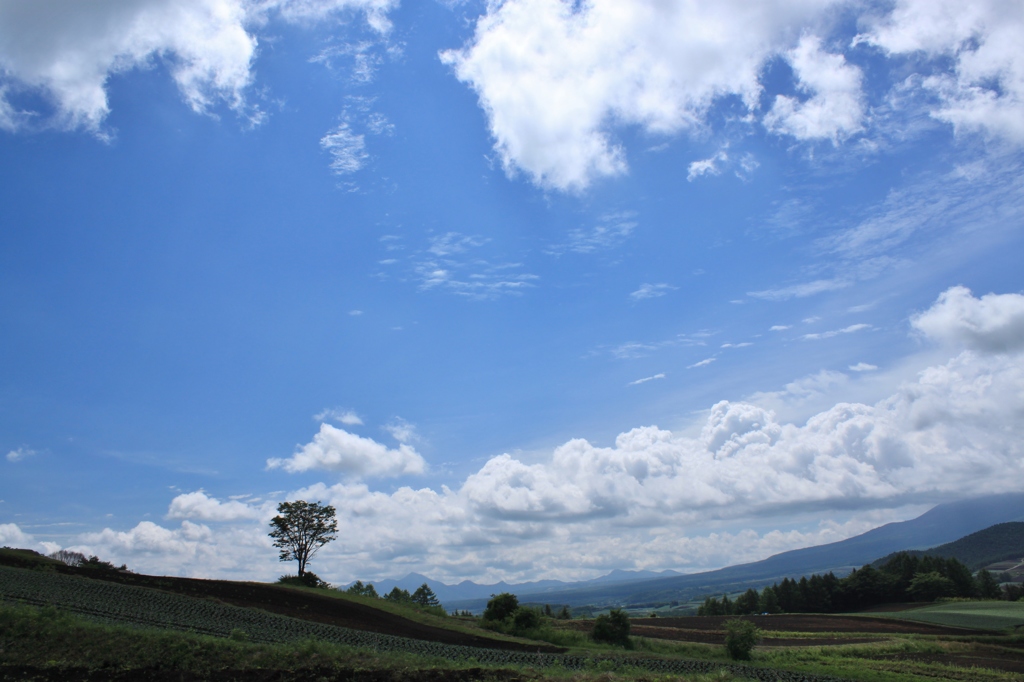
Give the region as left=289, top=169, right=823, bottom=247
left=268, top=500, right=338, bottom=578
left=483, top=593, right=519, bottom=622
left=591, top=609, right=631, bottom=647
left=724, top=619, right=760, bottom=660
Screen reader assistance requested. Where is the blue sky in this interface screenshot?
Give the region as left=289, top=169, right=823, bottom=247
left=2, top=0, right=1024, bottom=584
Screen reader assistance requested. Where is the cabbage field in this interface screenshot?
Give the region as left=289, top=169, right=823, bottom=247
left=0, top=565, right=849, bottom=682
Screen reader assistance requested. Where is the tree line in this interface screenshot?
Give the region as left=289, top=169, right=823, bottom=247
left=698, top=552, right=1014, bottom=616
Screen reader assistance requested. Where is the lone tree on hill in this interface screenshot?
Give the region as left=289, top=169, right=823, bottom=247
left=268, top=500, right=338, bottom=577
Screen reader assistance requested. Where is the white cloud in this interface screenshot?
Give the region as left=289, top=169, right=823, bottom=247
left=630, top=283, right=675, bottom=300
left=0, top=0, right=397, bottom=134
left=441, top=0, right=846, bottom=191
left=349, top=309, right=363, bottom=316
left=320, top=122, right=367, bottom=175
left=687, top=150, right=728, bottom=181
left=0, top=522, right=32, bottom=546
left=413, top=234, right=538, bottom=300
left=384, top=417, right=418, bottom=444
left=859, top=0, right=1024, bottom=144
left=546, top=213, right=637, bottom=255
left=167, top=490, right=269, bottom=521
left=688, top=357, right=716, bottom=369
left=849, top=362, right=878, bottom=372
left=749, top=278, right=850, bottom=301
left=427, top=232, right=488, bottom=257
left=62, top=297, right=1024, bottom=583
left=721, top=342, right=753, bottom=349
left=911, top=286, right=1024, bottom=354
left=770, top=325, right=792, bottom=331
left=5, top=446, right=35, bottom=463
left=764, top=34, right=865, bottom=142
left=314, top=408, right=364, bottom=425
left=802, top=323, right=871, bottom=340
left=267, top=423, right=426, bottom=477
left=818, top=155, right=1024, bottom=259
left=628, top=373, right=665, bottom=386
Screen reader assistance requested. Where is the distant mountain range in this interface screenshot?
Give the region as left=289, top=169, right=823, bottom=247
left=365, top=492, right=1024, bottom=612
left=356, top=568, right=682, bottom=605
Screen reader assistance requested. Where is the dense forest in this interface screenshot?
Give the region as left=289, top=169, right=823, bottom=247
left=698, top=552, right=1019, bottom=616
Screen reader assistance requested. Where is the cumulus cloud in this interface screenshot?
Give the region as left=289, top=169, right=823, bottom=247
left=687, top=150, right=728, bottom=181
left=764, top=34, right=865, bottom=142
left=0, top=522, right=32, bottom=546
left=267, top=423, right=426, bottom=477
left=912, top=286, right=1024, bottom=353
left=166, top=490, right=269, bottom=521
left=441, top=0, right=848, bottom=190
left=66, top=295, right=1024, bottom=582
left=859, top=0, right=1024, bottom=143
left=0, top=0, right=397, bottom=134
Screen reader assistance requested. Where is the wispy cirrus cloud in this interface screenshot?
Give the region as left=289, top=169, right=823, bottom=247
left=628, top=373, right=665, bottom=386
left=802, top=323, right=872, bottom=341
left=546, top=213, right=637, bottom=255
left=630, top=283, right=676, bottom=300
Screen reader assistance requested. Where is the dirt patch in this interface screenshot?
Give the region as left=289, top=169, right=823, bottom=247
left=633, top=615, right=990, bottom=636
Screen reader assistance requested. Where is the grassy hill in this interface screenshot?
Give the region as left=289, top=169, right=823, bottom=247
left=5, top=547, right=1024, bottom=681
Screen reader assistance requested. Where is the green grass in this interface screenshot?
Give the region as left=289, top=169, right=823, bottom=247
left=0, top=603, right=764, bottom=681
left=868, top=601, right=1024, bottom=631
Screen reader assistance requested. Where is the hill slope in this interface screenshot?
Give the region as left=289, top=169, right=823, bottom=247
left=448, top=492, right=1024, bottom=611
left=872, top=522, right=1024, bottom=570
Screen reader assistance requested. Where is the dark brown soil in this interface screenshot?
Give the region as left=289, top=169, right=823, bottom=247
left=632, top=615, right=991, bottom=636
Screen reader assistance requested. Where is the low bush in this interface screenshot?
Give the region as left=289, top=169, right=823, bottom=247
left=277, top=571, right=329, bottom=588
left=482, top=592, right=519, bottom=622
left=591, top=608, right=631, bottom=648
left=724, top=618, right=760, bottom=660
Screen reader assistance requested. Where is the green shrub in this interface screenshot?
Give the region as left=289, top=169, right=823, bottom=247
left=277, top=571, right=329, bottom=588
left=591, top=608, right=631, bottom=648
left=512, top=606, right=540, bottom=632
left=482, top=592, right=519, bottom=622
left=724, top=618, right=760, bottom=660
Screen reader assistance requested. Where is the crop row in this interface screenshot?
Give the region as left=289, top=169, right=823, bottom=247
left=0, top=566, right=845, bottom=682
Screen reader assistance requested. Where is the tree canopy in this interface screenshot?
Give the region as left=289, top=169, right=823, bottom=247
left=268, top=500, right=338, bottom=577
